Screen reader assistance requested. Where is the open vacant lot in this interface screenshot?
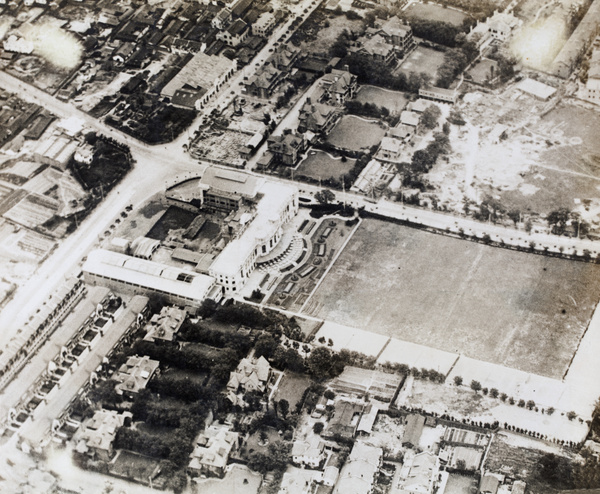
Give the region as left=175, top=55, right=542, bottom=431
left=397, top=45, right=447, bottom=80
left=326, top=115, right=386, bottom=152
left=355, top=85, right=409, bottom=114
left=403, top=2, right=468, bottom=26
left=296, top=149, right=355, bottom=181
left=306, top=219, right=600, bottom=378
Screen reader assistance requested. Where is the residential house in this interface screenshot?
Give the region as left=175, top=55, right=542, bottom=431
left=377, top=136, right=403, bottom=161
left=227, top=356, right=271, bottom=394
left=324, top=400, right=366, bottom=440
left=388, top=123, right=414, bottom=143
left=188, top=426, right=239, bottom=478
left=298, top=99, right=339, bottom=134
left=396, top=452, right=441, bottom=494
left=320, top=68, right=358, bottom=105
left=402, top=414, right=425, bottom=448
left=333, top=442, right=382, bottom=494
left=244, top=46, right=300, bottom=99
left=244, top=64, right=280, bottom=99
left=74, top=143, right=94, bottom=165
left=356, top=34, right=396, bottom=66
left=75, top=410, right=132, bottom=462
left=217, top=19, right=250, bottom=47
left=291, top=437, right=326, bottom=468
left=486, top=11, right=520, bottom=41
left=267, top=131, right=307, bottom=166
left=378, top=16, right=415, bottom=54
left=400, top=110, right=420, bottom=128
left=212, top=8, right=232, bottom=29
left=113, top=355, right=159, bottom=398
left=253, top=11, right=277, bottom=37
left=143, top=306, right=186, bottom=343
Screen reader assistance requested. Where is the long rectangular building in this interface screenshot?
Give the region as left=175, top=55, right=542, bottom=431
left=82, top=250, right=218, bottom=308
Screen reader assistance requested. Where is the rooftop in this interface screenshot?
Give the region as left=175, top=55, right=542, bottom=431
left=82, top=249, right=216, bottom=303
left=162, top=52, right=235, bottom=98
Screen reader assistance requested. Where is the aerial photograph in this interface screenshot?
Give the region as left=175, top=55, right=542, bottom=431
left=1, top=0, right=600, bottom=493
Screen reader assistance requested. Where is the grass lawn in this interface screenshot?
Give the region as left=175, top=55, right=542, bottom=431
left=296, top=149, right=355, bottom=181
left=244, top=427, right=281, bottom=456
left=272, top=372, right=313, bottom=409
left=404, top=2, right=468, bottom=26
left=306, top=219, right=600, bottom=378
left=110, top=450, right=160, bottom=480
left=326, top=115, right=387, bottom=152
left=397, top=45, right=447, bottom=80
left=466, top=59, right=498, bottom=85
left=146, top=206, right=197, bottom=241
left=355, top=85, right=409, bottom=114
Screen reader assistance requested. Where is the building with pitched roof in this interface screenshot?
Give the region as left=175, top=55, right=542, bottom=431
left=143, top=306, right=186, bottom=343
left=75, top=410, right=132, bottom=461
left=354, top=34, right=396, bottom=66
left=334, top=442, right=382, bottom=494
left=298, top=99, right=340, bottom=134
left=212, top=7, right=232, bottom=29
left=227, top=356, right=271, bottom=394
left=244, top=45, right=301, bottom=99
left=217, top=19, right=250, bottom=47
left=395, top=451, right=441, bottom=494
left=267, top=132, right=307, bottom=166
left=321, top=68, right=358, bottom=105
left=188, top=426, right=240, bottom=478
left=113, top=355, right=159, bottom=398
left=292, top=436, right=326, bottom=468
left=402, top=414, right=425, bottom=448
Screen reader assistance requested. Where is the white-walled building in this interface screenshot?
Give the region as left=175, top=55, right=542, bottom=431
left=167, top=168, right=299, bottom=295
left=82, top=249, right=219, bottom=307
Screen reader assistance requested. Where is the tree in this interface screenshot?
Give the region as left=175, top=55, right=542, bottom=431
left=259, top=429, right=269, bottom=445
left=420, top=105, right=442, bottom=130
left=454, top=376, right=463, bottom=386
left=470, top=380, right=482, bottom=392
left=278, top=399, right=290, bottom=419
left=489, top=388, right=499, bottom=398
left=526, top=400, right=536, bottom=410
left=508, top=209, right=521, bottom=226
left=313, top=422, right=325, bottom=434
left=254, top=334, right=278, bottom=359
left=307, top=347, right=335, bottom=377
left=547, top=208, right=571, bottom=235
left=315, top=189, right=336, bottom=204
left=567, top=411, right=577, bottom=421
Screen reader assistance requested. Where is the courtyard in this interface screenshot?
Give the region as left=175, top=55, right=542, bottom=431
left=304, top=219, right=600, bottom=378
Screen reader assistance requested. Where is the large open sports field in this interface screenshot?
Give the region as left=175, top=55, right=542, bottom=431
left=306, top=219, right=600, bottom=378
